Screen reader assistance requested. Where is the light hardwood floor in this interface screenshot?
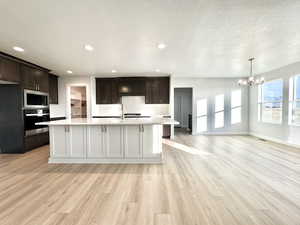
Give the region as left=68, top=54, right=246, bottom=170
left=0, top=134, right=300, bottom=225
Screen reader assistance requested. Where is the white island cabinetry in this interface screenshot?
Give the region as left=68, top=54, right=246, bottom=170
left=46, top=118, right=174, bottom=164
left=50, top=125, right=86, bottom=158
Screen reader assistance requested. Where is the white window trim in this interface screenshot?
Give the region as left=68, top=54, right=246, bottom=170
left=214, top=95, right=225, bottom=129
left=258, top=79, right=283, bottom=125
left=289, top=75, right=300, bottom=126
left=196, top=98, right=208, bottom=132
left=231, top=90, right=242, bottom=125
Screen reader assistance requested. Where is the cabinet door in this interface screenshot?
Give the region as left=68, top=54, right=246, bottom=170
left=36, top=70, right=49, bottom=92
left=49, top=74, right=58, bottom=104
left=145, top=77, right=170, bottom=104
left=104, top=125, right=123, bottom=158
left=111, top=79, right=120, bottom=103
left=87, top=126, right=105, bottom=158
left=21, top=65, right=37, bottom=90
left=50, top=126, right=69, bottom=158
left=145, top=78, right=152, bottom=104
left=123, top=125, right=141, bottom=158
left=159, top=77, right=170, bottom=103
left=69, top=126, right=86, bottom=158
left=96, top=78, right=112, bottom=104
left=0, top=57, right=20, bottom=83
left=163, top=125, right=171, bottom=138
left=142, top=125, right=162, bottom=158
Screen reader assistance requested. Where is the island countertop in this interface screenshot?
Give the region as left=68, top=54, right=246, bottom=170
left=37, top=118, right=179, bottom=126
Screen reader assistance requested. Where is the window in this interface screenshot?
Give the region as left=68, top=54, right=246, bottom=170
left=231, top=90, right=241, bottom=124
left=215, top=94, right=224, bottom=128
left=196, top=99, right=207, bottom=132
left=258, top=79, right=283, bottom=124
left=289, top=75, right=300, bottom=125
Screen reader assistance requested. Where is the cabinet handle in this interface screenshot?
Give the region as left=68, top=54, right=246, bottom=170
left=65, top=126, right=69, bottom=132
left=104, top=126, right=107, bottom=132
left=141, top=125, right=144, bottom=132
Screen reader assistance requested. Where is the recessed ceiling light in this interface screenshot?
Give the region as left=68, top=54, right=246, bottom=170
left=67, top=70, right=73, bottom=74
left=84, top=44, right=94, bottom=51
left=13, top=46, right=24, bottom=52
left=112, top=70, right=117, bottom=73
left=155, top=69, right=160, bottom=72
left=157, top=43, right=166, bottom=49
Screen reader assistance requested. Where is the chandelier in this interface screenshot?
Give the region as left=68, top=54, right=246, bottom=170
left=238, top=58, right=264, bottom=86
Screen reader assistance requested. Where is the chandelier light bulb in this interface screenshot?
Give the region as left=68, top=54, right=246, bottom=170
left=237, top=58, right=264, bottom=86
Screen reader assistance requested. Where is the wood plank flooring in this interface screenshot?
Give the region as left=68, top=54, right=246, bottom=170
left=0, top=134, right=300, bottom=225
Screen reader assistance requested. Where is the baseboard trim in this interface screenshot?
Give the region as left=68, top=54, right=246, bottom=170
left=198, top=132, right=249, bottom=136
left=48, top=157, right=163, bottom=164
left=249, top=132, right=300, bottom=149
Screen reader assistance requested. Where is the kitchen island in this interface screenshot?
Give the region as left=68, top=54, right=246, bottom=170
left=38, top=118, right=179, bottom=164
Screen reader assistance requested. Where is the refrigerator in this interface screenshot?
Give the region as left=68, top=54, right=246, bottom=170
left=0, top=84, right=24, bottom=153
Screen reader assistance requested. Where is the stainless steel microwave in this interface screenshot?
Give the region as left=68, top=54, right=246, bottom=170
left=24, top=89, right=49, bottom=108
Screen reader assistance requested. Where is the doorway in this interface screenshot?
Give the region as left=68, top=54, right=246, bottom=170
left=70, top=86, right=87, bottom=118
left=174, top=88, right=193, bottom=134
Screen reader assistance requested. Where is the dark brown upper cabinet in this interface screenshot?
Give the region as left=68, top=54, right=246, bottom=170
left=21, top=65, right=49, bottom=92
left=145, top=77, right=170, bottom=104
left=96, top=78, right=120, bottom=104
left=96, top=76, right=169, bottom=104
left=118, top=77, right=145, bottom=96
left=49, top=74, right=59, bottom=104
left=0, top=56, right=20, bottom=83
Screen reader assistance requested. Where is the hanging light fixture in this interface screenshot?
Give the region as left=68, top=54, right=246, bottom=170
left=238, top=58, right=264, bottom=86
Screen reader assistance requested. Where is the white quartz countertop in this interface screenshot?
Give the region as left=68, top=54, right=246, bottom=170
left=37, top=118, right=179, bottom=126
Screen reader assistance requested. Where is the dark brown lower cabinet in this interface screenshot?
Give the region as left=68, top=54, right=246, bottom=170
left=24, top=133, right=49, bottom=152
left=163, top=125, right=171, bottom=138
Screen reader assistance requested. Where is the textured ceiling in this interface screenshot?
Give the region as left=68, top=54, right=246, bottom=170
left=0, top=0, right=300, bottom=77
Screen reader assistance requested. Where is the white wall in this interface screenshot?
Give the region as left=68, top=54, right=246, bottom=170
left=49, top=76, right=92, bottom=119
left=170, top=77, right=249, bottom=137
left=249, top=61, right=300, bottom=147
left=174, top=88, right=192, bottom=128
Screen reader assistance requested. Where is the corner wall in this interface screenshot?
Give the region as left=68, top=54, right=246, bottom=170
left=170, top=77, right=249, bottom=137
left=249, top=62, right=300, bottom=147
left=49, top=76, right=92, bottom=119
